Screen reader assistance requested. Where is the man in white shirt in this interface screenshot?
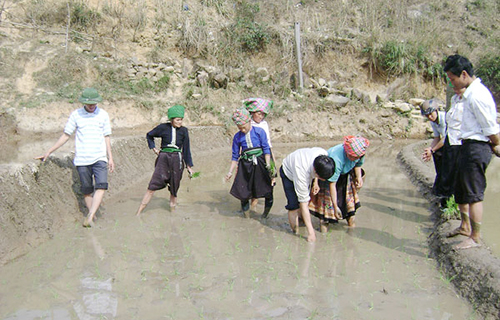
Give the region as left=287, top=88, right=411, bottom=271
left=444, top=55, right=500, bottom=249
left=37, top=88, right=115, bottom=227
left=280, top=148, right=335, bottom=242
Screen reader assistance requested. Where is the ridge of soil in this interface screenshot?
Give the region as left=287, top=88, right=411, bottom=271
left=397, top=141, right=500, bottom=320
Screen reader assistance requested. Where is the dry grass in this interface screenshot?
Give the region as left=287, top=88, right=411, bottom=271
left=2, top=0, right=500, bottom=108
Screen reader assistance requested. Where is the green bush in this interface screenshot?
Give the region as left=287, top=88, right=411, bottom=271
left=476, top=54, right=500, bottom=99
left=363, top=40, right=443, bottom=81
left=222, top=1, right=270, bottom=53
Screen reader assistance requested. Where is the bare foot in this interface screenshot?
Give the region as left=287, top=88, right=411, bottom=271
left=453, top=237, right=481, bottom=250
left=306, top=233, right=316, bottom=242
left=347, top=216, right=356, bottom=227
left=82, top=218, right=94, bottom=228
left=446, top=227, right=471, bottom=238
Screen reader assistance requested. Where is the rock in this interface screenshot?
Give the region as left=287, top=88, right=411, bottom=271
left=394, top=102, right=412, bottom=113
left=212, top=73, right=228, bottom=89
left=196, top=71, right=209, bottom=87
left=318, top=87, right=330, bottom=97
left=324, top=94, right=350, bottom=108
left=409, top=98, right=425, bottom=106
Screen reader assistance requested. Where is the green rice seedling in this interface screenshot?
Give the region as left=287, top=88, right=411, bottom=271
left=441, top=195, right=459, bottom=219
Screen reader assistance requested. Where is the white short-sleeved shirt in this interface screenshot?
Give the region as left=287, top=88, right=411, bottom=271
left=64, top=106, right=112, bottom=166
left=251, top=119, right=272, bottom=148
left=446, top=94, right=464, bottom=146
left=282, top=147, right=328, bottom=203
left=460, top=78, right=499, bottom=142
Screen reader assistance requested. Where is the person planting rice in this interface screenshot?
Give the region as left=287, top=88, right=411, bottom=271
left=280, top=148, right=335, bottom=242
left=225, top=108, right=274, bottom=219
left=308, top=136, right=369, bottom=231
left=136, top=104, right=193, bottom=215
left=243, top=97, right=277, bottom=218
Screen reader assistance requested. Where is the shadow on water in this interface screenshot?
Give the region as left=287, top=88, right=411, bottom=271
left=366, top=187, right=429, bottom=206
left=345, top=226, right=427, bottom=258
left=362, top=201, right=428, bottom=223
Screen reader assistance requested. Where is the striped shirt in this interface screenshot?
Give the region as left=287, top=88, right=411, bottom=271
left=64, top=106, right=112, bottom=166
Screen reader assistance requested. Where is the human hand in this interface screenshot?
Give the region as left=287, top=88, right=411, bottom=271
left=35, top=153, right=50, bottom=162
left=108, top=159, right=115, bottom=173
left=153, top=148, right=160, bottom=155
left=312, top=183, right=320, bottom=195
left=492, top=144, right=500, bottom=157
left=421, top=148, right=432, bottom=162
left=225, top=172, right=233, bottom=182
left=271, top=178, right=276, bottom=187
left=354, top=176, right=363, bottom=189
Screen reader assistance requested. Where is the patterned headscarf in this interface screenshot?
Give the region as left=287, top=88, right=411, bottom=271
left=232, top=108, right=251, bottom=126
left=243, top=98, right=273, bottom=115
left=343, top=136, right=370, bottom=159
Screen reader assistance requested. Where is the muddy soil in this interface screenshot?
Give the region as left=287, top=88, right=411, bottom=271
left=398, top=141, right=500, bottom=319
left=0, top=139, right=476, bottom=320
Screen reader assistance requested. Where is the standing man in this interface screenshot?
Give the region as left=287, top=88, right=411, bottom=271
left=444, top=55, right=500, bottom=249
left=37, top=88, right=115, bottom=227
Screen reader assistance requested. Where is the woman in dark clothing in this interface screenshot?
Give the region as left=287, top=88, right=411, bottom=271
left=136, top=105, right=193, bottom=215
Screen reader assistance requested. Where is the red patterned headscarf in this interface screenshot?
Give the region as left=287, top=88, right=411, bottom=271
left=243, top=98, right=273, bottom=115
left=343, top=136, right=370, bottom=159
left=232, top=108, right=251, bottom=126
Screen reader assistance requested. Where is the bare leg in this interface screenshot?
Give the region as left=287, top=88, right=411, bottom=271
left=447, top=203, right=471, bottom=237
left=84, top=195, right=93, bottom=212
left=83, top=189, right=105, bottom=227
left=170, top=194, right=177, bottom=211
left=288, top=209, right=299, bottom=234
left=469, top=201, right=483, bottom=243
left=454, top=202, right=482, bottom=249
left=320, top=220, right=328, bottom=233
left=136, top=189, right=155, bottom=216
left=347, top=216, right=356, bottom=227
left=299, top=202, right=316, bottom=242
left=251, top=198, right=258, bottom=211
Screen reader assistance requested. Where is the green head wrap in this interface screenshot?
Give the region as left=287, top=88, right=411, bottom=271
left=168, top=105, right=185, bottom=119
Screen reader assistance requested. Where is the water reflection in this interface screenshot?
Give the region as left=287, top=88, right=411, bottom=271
left=0, top=140, right=477, bottom=319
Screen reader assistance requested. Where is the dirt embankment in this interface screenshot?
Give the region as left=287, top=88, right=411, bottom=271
left=397, top=141, right=500, bottom=320
left=0, top=126, right=230, bottom=266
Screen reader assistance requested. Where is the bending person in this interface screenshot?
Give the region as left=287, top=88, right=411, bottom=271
left=309, top=136, right=369, bottom=230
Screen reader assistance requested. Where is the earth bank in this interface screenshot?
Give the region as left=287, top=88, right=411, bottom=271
left=398, top=141, right=500, bottom=319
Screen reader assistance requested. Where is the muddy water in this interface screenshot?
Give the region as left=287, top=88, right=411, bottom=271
left=0, top=141, right=476, bottom=319
left=482, top=157, right=500, bottom=256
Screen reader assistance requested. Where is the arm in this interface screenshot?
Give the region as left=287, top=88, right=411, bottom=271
left=329, top=181, right=342, bottom=219
left=311, top=178, right=319, bottom=195
left=105, top=136, right=115, bottom=173
left=225, top=160, right=238, bottom=182
left=354, top=166, right=363, bottom=189
left=35, top=133, right=70, bottom=161
left=422, top=137, right=444, bottom=162
left=489, top=133, right=500, bottom=157
left=182, top=128, right=194, bottom=172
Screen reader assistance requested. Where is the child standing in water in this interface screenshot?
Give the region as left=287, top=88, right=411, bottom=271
left=136, top=105, right=193, bottom=215
left=225, top=108, right=274, bottom=218
left=243, top=98, right=277, bottom=218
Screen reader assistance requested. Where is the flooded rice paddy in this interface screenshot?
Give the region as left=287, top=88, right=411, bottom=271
left=0, top=140, right=488, bottom=319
